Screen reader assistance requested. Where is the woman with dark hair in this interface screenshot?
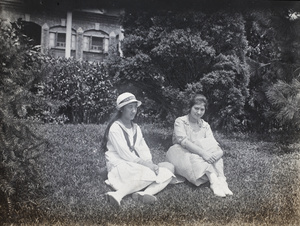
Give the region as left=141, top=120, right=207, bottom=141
left=102, top=92, right=175, bottom=206
left=166, top=94, right=233, bottom=197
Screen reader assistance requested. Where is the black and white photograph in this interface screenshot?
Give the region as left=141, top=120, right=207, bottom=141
left=0, top=0, right=299, bottom=225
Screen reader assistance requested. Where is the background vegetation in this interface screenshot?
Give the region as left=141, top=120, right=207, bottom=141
left=1, top=0, right=300, bottom=225
left=40, top=57, right=117, bottom=124
left=105, top=5, right=300, bottom=132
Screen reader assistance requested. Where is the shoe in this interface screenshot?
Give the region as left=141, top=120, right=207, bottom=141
left=170, top=174, right=186, bottom=184
left=210, top=182, right=226, bottom=197
left=218, top=177, right=233, bottom=196
left=132, top=192, right=157, bottom=204
left=106, top=192, right=121, bottom=207
left=132, top=192, right=143, bottom=201
left=143, top=194, right=157, bottom=204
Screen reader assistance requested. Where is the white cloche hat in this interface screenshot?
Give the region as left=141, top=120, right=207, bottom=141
left=116, top=92, right=142, bottom=110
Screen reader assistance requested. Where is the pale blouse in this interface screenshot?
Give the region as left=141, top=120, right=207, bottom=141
left=105, top=121, right=152, bottom=171
left=172, top=115, right=218, bottom=150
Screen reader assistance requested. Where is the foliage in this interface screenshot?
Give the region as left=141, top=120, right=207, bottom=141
left=106, top=10, right=251, bottom=130
left=105, top=6, right=300, bottom=132
left=0, top=20, right=42, bottom=118
left=244, top=8, right=300, bottom=131
left=0, top=118, right=47, bottom=221
left=200, top=53, right=250, bottom=130
left=2, top=2, right=300, bottom=224
left=40, top=57, right=117, bottom=124
left=266, top=78, right=300, bottom=131
left=0, top=19, right=48, bottom=219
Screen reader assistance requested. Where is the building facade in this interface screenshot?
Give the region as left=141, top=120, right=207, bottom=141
left=0, top=0, right=124, bottom=62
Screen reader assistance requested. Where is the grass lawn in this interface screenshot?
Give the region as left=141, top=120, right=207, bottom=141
left=5, top=123, right=300, bottom=225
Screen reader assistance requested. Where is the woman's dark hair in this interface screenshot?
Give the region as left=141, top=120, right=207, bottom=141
left=101, top=109, right=122, bottom=152
left=189, top=94, right=208, bottom=110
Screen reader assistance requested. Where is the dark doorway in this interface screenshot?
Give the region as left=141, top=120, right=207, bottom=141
left=14, top=19, right=41, bottom=46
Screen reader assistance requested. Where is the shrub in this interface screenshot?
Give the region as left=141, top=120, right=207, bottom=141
left=266, top=77, right=300, bottom=133
left=0, top=18, right=48, bottom=220
left=244, top=9, right=300, bottom=132
left=40, top=57, right=117, bottom=124
left=106, top=10, right=250, bottom=131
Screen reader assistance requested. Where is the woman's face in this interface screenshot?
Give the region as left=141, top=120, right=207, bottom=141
left=121, top=102, right=138, bottom=121
left=190, top=103, right=206, bottom=121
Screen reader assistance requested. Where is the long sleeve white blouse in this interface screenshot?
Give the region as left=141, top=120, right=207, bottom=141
left=105, top=121, right=152, bottom=171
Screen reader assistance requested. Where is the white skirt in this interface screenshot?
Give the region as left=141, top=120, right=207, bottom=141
left=106, top=161, right=174, bottom=191
left=166, top=144, right=212, bottom=186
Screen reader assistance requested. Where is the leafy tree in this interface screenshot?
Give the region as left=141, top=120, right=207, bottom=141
left=245, top=7, right=300, bottom=131
left=0, top=19, right=47, bottom=219
left=266, top=78, right=300, bottom=132
left=198, top=11, right=250, bottom=130
left=106, top=9, right=250, bottom=130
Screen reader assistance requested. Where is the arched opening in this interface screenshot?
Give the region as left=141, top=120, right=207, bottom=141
left=14, top=19, right=41, bottom=46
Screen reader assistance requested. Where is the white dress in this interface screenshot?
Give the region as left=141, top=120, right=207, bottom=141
left=166, top=115, right=222, bottom=186
left=105, top=120, right=174, bottom=191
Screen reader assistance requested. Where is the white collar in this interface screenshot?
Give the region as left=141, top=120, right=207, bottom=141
left=115, top=120, right=137, bottom=135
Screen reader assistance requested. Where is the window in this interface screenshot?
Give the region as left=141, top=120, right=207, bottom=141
left=49, top=32, right=76, bottom=49
left=57, top=33, right=66, bottom=47
left=83, top=36, right=108, bottom=53
left=83, top=30, right=109, bottom=53
left=91, top=36, right=103, bottom=51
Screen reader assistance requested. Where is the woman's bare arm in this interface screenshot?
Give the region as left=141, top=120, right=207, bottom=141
left=183, top=139, right=220, bottom=164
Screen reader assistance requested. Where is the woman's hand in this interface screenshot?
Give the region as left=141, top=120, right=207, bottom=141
left=183, top=139, right=220, bottom=164
left=148, top=163, right=159, bottom=175
left=203, top=147, right=223, bottom=163
left=138, top=159, right=159, bottom=175
left=202, top=152, right=218, bottom=164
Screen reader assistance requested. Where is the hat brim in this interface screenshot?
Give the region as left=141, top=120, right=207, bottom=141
left=117, top=100, right=142, bottom=109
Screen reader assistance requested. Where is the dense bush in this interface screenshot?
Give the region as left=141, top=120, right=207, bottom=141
left=40, top=57, right=117, bottom=124
left=0, top=17, right=118, bottom=221
left=106, top=10, right=251, bottom=130
left=266, top=77, right=300, bottom=133
left=3, top=5, right=295, bottom=133
left=105, top=7, right=300, bottom=133
left=0, top=19, right=48, bottom=219
left=244, top=9, right=300, bottom=131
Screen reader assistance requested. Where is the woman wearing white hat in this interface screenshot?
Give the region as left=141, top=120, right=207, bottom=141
left=102, top=92, right=175, bottom=206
